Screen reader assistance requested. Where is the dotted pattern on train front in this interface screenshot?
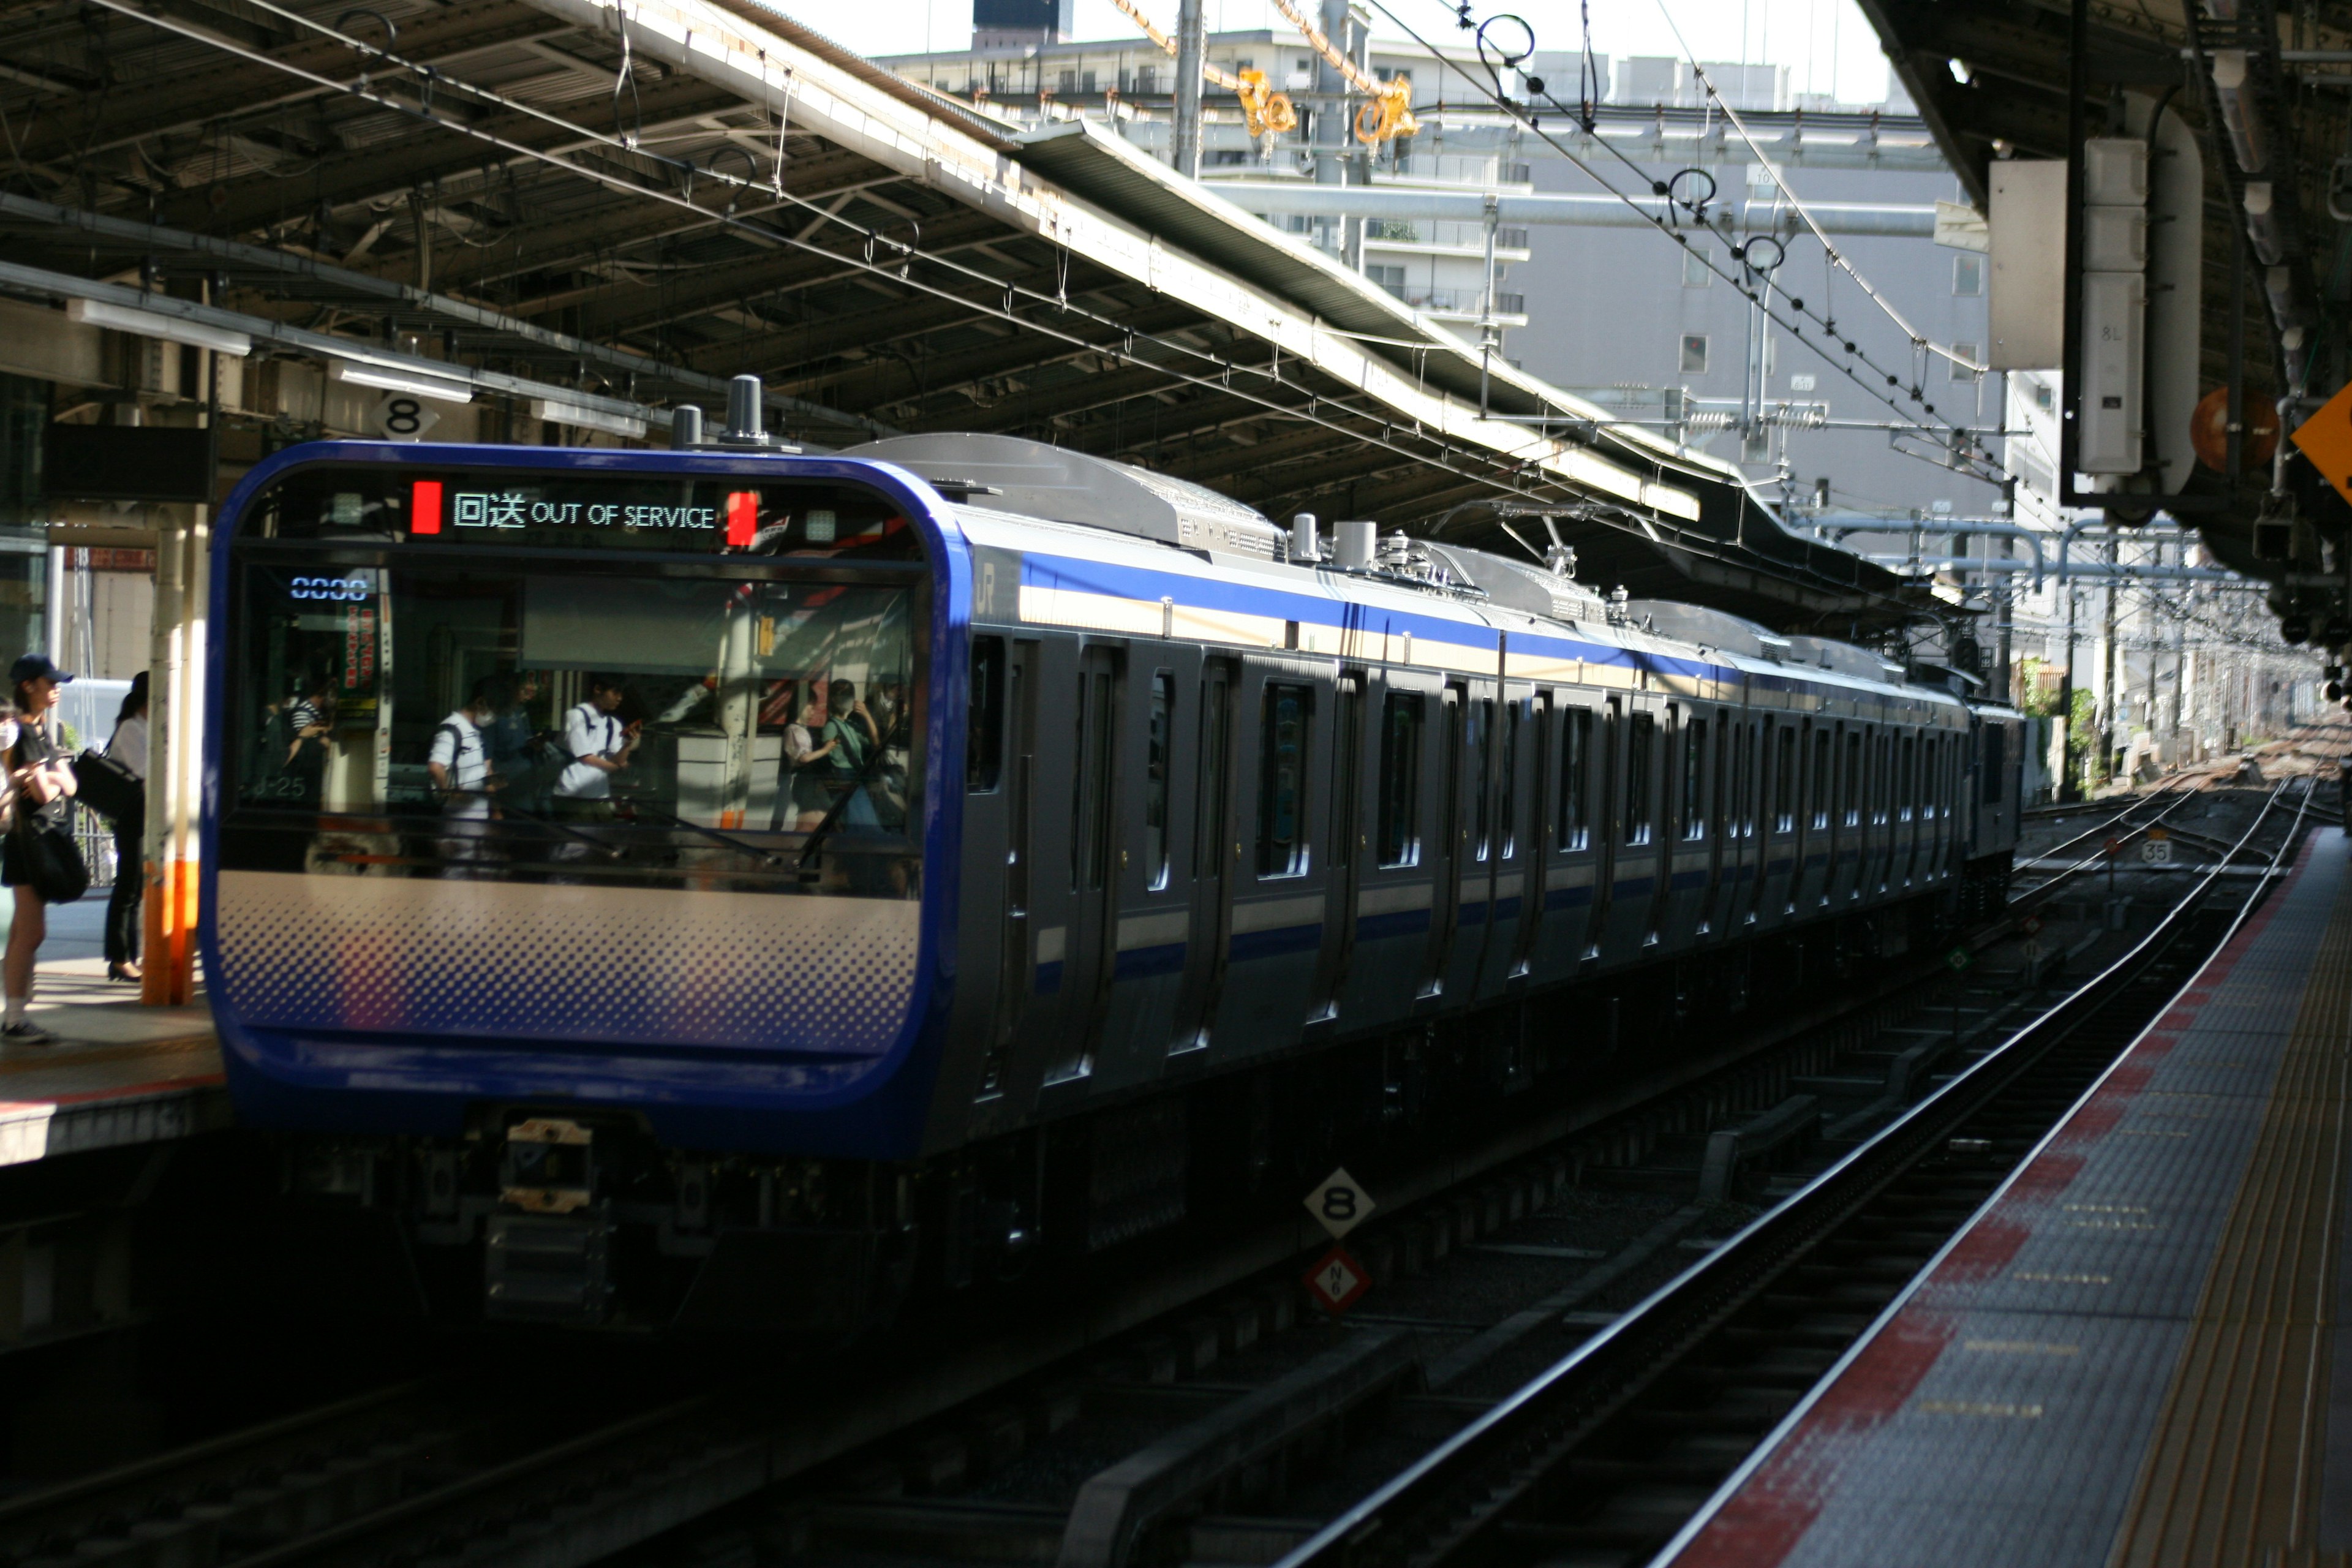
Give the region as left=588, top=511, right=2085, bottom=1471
left=215, top=870, right=920, bottom=1054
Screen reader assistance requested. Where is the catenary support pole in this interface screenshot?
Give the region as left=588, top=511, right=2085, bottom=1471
left=1172, top=0, right=1205, bottom=179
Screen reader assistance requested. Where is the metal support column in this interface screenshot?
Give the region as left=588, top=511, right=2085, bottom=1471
left=1172, top=0, right=1205, bottom=179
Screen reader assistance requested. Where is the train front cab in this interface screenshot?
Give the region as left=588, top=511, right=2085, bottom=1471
left=202, top=443, right=967, bottom=1329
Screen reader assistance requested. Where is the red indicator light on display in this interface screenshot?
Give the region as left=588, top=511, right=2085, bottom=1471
left=412, top=480, right=442, bottom=535
left=726, top=491, right=758, bottom=548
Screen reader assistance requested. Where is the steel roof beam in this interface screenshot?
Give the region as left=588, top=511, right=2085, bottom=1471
left=782, top=300, right=1206, bottom=411
left=147, top=74, right=742, bottom=233
left=545, top=207, right=1012, bottom=338
left=13, top=0, right=572, bottom=165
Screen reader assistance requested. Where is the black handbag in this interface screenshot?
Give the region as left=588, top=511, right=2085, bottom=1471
left=74, top=749, right=142, bottom=824
left=13, top=813, right=87, bottom=905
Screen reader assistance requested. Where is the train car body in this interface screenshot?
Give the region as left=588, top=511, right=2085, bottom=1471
left=203, top=435, right=2022, bottom=1327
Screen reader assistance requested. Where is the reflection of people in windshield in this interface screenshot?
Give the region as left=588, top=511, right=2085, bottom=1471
left=282, top=672, right=337, bottom=801
left=823, top=679, right=878, bottom=827
left=556, top=674, right=639, bottom=816
left=775, top=685, right=837, bottom=831
left=549, top=674, right=638, bottom=875
left=428, top=679, right=500, bottom=876
left=484, top=671, right=544, bottom=806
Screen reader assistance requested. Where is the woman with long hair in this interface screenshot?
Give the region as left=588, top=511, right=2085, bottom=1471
left=2, top=655, right=76, bottom=1043
left=104, top=672, right=148, bottom=983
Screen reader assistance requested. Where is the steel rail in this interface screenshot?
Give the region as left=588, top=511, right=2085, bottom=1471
left=1274, top=779, right=2307, bottom=1568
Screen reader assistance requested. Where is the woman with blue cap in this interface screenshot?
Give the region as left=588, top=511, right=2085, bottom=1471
left=2, top=655, right=76, bottom=1044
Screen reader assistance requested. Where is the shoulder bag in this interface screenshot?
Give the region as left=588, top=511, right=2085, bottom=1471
left=13, top=810, right=87, bottom=904
left=74, top=748, right=142, bottom=824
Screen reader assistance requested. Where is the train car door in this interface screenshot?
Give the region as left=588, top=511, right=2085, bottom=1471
left=1171, top=657, right=1237, bottom=1055
left=1829, top=721, right=1864, bottom=906
left=1897, top=729, right=1920, bottom=888
left=1702, top=704, right=1740, bottom=938
left=1307, top=671, right=1366, bottom=1023
left=1600, top=695, right=1662, bottom=962
left=1793, top=718, right=1831, bottom=913
left=1754, top=714, right=1794, bottom=927
left=1212, top=662, right=1331, bottom=1052
left=1038, top=644, right=1123, bottom=1087
left=962, top=633, right=1029, bottom=1129
left=1094, top=657, right=1200, bottom=1091
left=1476, top=682, right=1537, bottom=1000
left=1421, top=682, right=1466, bottom=1002
left=1436, top=680, right=1497, bottom=1008
left=1535, top=698, right=1601, bottom=978
left=1504, top=690, right=1553, bottom=986
left=1343, top=670, right=1440, bottom=1023
left=1655, top=702, right=1716, bottom=949
left=1584, top=695, right=1625, bottom=960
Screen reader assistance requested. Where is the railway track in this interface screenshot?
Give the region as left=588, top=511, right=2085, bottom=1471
left=1270, top=778, right=2311, bottom=1568
left=1, top=785, right=2297, bottom=1568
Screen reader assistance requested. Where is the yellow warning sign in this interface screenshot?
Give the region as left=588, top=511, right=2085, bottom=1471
left=2290, top=380, right=2352, bottom=506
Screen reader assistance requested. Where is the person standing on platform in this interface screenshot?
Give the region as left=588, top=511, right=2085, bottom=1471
left=551, top=674, right=639, bottom=869
left=428, top=679, right=500, bottom=876
left=2, top=655, right=77, bottom=1044
left=104, top=673, right=148, bottom=982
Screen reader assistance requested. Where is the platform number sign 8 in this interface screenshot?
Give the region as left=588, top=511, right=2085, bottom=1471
left=1305, top=1166, right=1374, bottom=1240
left=373, top=391, right=440, bottom=442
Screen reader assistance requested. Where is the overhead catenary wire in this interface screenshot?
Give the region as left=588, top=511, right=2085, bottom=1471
left=1362, top=0, right=2006, bottom=484
left=1646, top=0, right=1982, bottom=376
left=1424, top=2, right=1998, bottom=456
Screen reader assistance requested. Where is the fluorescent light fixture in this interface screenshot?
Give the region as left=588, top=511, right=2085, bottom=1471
left=328, top=360, right=475, bottom=404
left=65, top=296, right=251, bottom=357
left=528, top=398, right=647, bottom=440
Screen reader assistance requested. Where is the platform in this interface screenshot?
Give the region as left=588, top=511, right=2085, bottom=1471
left=1664, top=824, right=2352, bottom=1568
left=0, top=900, right=221, bottom=1169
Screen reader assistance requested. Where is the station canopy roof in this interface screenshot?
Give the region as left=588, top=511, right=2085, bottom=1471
left=0, top=0, right=1937, bottom=634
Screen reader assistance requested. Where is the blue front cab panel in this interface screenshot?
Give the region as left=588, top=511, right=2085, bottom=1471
left=202, top=443, right=972, bottom=1162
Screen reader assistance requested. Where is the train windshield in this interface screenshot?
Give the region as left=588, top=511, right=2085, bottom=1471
left=221, top=462, right=929, bottom=900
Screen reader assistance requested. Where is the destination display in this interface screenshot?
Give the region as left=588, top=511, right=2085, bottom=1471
left=242, top=462, right=925, bottom=562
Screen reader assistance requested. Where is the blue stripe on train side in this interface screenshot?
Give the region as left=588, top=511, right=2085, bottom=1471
left=1035, top=960, right=1064, bottom=994
left=1229, top=924, right=1323, bottom=962
left=1357, top=908, right=1432, bottom=941
left=1114, top=942, right=1188, bottom=980
left=1544, top=884, right=1594, bottom=910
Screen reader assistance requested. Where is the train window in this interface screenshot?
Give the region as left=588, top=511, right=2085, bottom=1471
left=1468, top=698, right=1493, bottom=861
left=1982, top=723, right=2007, bottom=805
left=1498, top=700, right=1521, bottom=860
left=225, top=563, right=921, bottom=895
left=1842, top=731, right=1863, bottom=828
left=1681, top=716, right=1706, bottom=840
left=1899, top=736, right=1915, bottom=823
left=1194, top=671, right=1232, bottom=878
left=1256, top=682, right=1313, bottom=877
left=968, top=637, right=1005, bottom=792
left=1377, top=692, right=1423, bottom=867
left=1559, top=707, right=1593, bottom=851
left=1144, top=671, right=1173, bottom=889
left=1626, top=712, right=1654, bottom=846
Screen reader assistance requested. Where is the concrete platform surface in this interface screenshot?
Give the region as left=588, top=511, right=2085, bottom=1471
left=0, top=897, right=222, bottom=1169
left=1662, top=826, right=2352, bottom=1568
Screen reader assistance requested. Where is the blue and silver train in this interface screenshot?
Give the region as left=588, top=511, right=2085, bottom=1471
left=205, top=432, right=2024, bottom=1327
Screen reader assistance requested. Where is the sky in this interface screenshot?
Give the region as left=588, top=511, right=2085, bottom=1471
left=796, top=0, right=1895, bottom=107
